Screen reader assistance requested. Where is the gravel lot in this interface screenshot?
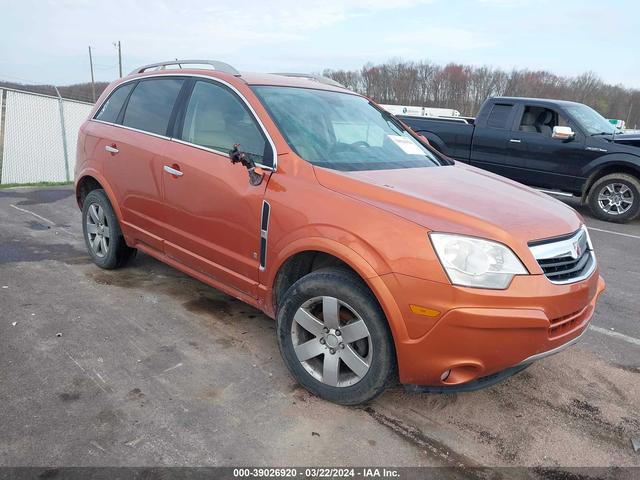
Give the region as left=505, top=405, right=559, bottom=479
left=0, top=186, right=638, bottom=468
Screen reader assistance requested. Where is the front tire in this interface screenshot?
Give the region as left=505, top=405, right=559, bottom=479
left=276, top=268, right=396, bottom=405
left=82, top=189, right=136, bottom=269
left=587, top=173, right=640, bottom=223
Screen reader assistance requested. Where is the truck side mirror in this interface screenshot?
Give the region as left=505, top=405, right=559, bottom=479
left=552, top=126, right=575, bottom=141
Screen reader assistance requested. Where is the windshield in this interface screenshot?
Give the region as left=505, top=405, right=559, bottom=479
left=564, top=103, right=615, bottom=136
left=252, top=86, right=441, bottom=171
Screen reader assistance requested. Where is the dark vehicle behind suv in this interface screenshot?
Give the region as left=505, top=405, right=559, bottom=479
left=401, top=97, right=640, bottom=223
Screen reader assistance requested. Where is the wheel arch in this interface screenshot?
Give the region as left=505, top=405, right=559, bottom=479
left=582, top=157, right=640, bottom=201
left=415, top=130, right=448, bottom=155
left=75, top=170, right=123, bottom=222
left=267, top=239, right=409, bottom=345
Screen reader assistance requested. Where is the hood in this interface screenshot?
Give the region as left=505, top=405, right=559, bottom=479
left=611, top=132, right=640, bottom=148
left=314, top=163, right=582, bottom=245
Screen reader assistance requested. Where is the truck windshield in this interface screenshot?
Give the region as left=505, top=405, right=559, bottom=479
left=252, top=86, right=441, bottom=171
left=564, top=103, right=616, bottom=136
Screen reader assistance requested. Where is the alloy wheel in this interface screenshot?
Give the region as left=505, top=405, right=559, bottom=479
left=291, top=296, right=372, bottom=387
left=597, top=182, right=634, bottom=215
left=85, top=203, right=110, bottom=258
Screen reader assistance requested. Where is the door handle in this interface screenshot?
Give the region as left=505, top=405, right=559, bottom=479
left=163, top=165, right=184, bottom=177
left=105, top=144, right=119, bottom=154
left=509, top=139, right=522, bottom=143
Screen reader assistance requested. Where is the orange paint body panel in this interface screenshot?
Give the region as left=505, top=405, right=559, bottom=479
left=76, top=68, right=605, bottom=389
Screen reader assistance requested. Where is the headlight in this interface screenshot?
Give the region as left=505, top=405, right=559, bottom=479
left=430, top=233, right=527, bottom=289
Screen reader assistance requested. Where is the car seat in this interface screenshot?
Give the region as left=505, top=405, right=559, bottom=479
left=520, top=110, right=538, bottom=132
left=535, top=110, right=554, bottom=137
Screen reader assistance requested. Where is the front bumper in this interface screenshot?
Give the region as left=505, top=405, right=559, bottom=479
left=404, top=326, right=588, bottom=393
left=380, top=270, right=605, bottom=387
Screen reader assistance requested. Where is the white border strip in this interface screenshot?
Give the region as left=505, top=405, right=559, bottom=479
left=587, top=226, right=640, bottom=240
left=10, top=203, right=56, bottom=225
left=589, top=325, right=640, bottom=347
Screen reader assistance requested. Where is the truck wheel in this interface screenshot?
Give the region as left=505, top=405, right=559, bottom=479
left=82, top=189, right=136, bottom=269
left=276, top=267, right=396, bottom=405
left=587, top=173, right=640, bottom=223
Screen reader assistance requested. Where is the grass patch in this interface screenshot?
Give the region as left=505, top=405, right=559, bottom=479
left=0, top=181, right=73, bottom=189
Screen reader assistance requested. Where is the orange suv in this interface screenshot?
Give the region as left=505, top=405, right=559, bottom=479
left=75, top=60, right=605, bottom=405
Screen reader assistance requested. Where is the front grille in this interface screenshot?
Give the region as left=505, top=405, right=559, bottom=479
left=529, top=227, right=595, bottom=284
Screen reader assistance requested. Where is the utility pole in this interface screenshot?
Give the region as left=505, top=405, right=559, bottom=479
left=88, top=46, right=96, bottom=102
left=117, top=41, right=122, bottom=78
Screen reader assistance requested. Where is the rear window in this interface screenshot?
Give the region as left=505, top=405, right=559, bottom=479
left=122, top=78, right=184, bottom=135
left=94, top=83, right=134, bottom=123
left=486, top=104, right=513, bottom=129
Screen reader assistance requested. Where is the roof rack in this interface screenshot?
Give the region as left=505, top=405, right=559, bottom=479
left=271, top=73, right=345, bottom=88
left=130, top=60, right=240, bottom=76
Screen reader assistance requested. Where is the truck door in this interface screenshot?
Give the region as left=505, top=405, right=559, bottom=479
left=507, top=104, right=593, bottom=192
left=469, top=102, right=523, bottom=179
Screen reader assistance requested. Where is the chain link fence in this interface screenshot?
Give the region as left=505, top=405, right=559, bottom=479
left=0, top=88, right=94, bottom=185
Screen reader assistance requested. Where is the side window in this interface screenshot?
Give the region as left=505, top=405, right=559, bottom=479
left=180, top=80, right=268, bottom=165
left=486, top=104, right=513, bottom=129
left=558, top=113, right=572, bottom=128
left=122, top=78, right=184, bottom=135
left=94, top=83, right=134, bottom=123
left=519, top=106, right=563, bottom=137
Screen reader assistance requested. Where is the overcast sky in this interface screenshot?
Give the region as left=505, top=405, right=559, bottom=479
left=0, top=0, right=638, bottom=88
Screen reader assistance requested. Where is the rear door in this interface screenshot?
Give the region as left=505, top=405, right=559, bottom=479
left=470, top=102, right=520, bottom=177
left=98, top=77, right=186, bottom=252
left=159, top=78, right=274, bottom=298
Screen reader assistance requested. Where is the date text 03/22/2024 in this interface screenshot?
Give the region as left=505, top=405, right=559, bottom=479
left=232, top=468, right=400, bottom=478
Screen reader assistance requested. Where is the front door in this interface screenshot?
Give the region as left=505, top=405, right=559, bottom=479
left=160, top=79, right=274, bottom=298
left=507, top=104, right=595, bottom=192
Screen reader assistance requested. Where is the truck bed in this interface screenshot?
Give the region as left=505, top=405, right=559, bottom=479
left=399, top=115, right=474, bottom=161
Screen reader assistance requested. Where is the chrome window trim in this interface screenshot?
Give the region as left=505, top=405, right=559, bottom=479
left=90, top=73, right=278, bottom=171
left=92, top=119, right=171, bottom=141
left=169, top=138, right=272, bottom=171
left=529, top=225, right=596, bottom=285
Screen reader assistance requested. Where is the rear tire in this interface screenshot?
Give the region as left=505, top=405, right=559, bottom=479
left=276, top=267, right=396, bottom=405
left=82, top=189, right=136, bottom=269
left=587, top=173, right=640, bottom=223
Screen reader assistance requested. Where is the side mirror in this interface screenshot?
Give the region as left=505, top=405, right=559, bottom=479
left=552, top=126, right=575, bottom=141
left=229, top=144, right=264, bottom=186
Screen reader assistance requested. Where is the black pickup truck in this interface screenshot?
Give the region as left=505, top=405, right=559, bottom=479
left=400, top=97, right=640, bottom=223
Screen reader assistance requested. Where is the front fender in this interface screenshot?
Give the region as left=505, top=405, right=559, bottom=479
left=269, top=224, right=392, bottom=281
left=582, top=153, right=640, bottom=196
left=264, top=232, right=410, bottom=343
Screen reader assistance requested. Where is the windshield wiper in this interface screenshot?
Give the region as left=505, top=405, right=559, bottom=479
left=590, top=131, right=614, bottom=136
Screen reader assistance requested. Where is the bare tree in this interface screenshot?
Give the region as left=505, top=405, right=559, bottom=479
left=324, top=60, right=640, bottom=127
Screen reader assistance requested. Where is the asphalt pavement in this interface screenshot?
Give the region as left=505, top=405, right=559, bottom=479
left=0, top=186, right=638, bottom=468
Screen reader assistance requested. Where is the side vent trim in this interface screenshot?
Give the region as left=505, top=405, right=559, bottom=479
left=259, top=201, right=270, bottom=271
